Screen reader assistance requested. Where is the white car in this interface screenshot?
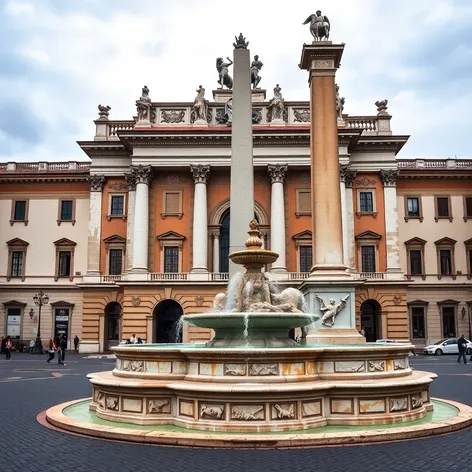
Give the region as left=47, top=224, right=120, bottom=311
left=423, top=338, right=472, bottom=356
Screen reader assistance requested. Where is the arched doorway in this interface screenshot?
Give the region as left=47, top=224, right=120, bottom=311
left=219, top=211, right=259, bottom=273
left=153, top=299, right=184, bottom=343
left=104, top=302, right=121, bottom=351
left=360, top=300, right=382, bottom=342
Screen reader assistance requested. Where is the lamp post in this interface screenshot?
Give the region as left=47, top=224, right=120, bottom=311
left=32, top=290, right=49, bottom=354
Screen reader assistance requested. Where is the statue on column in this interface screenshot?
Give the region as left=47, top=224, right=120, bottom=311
left=267, top=84, right=285, bottom=122
left=136, top=85, right=152, bottom=122
left=191, top=85, right=209, bottom=123
left=303, top=10, right=331, bottom=41
left=216, top=57, right=233, bottom=90
left=250, top=55, right=263, bottom=89
left=335, top=84, right=345, bottom=120
left=233, top=33, right=249, bottom=49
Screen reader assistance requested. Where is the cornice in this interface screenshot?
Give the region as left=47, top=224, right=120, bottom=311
left=0, top=175, right=89, bottom=184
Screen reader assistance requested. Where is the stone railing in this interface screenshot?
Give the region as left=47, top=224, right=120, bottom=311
left=149, top=273, right=189, bottom=281
left=0, top=161, right=91, bottom=173
left=101, top=275, right=122, bottom=283
left=360, top=272, right=386, bottom=280
left=345, top=117, right=377, bottom=132
left=288, top=272, right=310, bottom=280
left=398, top=159, right=472, bottom=170
left=211, top=273, right=229, bottom=281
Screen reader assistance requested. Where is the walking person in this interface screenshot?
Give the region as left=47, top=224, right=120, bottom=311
left=73, top=335, right=80, bottom=352
left=47, top=338, right=56, bottom=364
left=2, top=336, right=12, bottom=360
left=457, top=334, right=468, bottom=364
left=59, top=334, right=67, bottom=365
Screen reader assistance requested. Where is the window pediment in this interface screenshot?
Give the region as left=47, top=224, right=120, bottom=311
left=437, top=299, right=459, bottom=306
left=355, top=231, right=382, bottom=241
left=435, top=237, right=456, bottom=246
left=405, top=237, right=426, bottom=246
left=157, top=231, right=186, bottom=241
left=464, top=238, right=472, bottom=246
left=292, top=230, right=312, bottom=240
left=103, top=235, right=126, bottom=244
left=50, top=300, right=75, bottom=307
left=2, top=300, right=26, bottom=307
left=53, top=238, right=77, bottom=247
left=6, top=238, right=29, bottom=248
left=407, top=300, right=429, bottom=306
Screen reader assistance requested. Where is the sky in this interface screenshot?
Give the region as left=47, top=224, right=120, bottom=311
left=1, top=0, right=471, bottom=162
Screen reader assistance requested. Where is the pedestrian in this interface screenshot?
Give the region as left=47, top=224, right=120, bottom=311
left=59, top=334, right=67, bottom=365
left=457, top=334, right=468, bottom=365
left=47, top=338, right=57, bottom=364
left=2, top=336, right=12, bottom=360
left=130, top=333, right=137, bottom=344
left=74, top=335, right=80, bottom=352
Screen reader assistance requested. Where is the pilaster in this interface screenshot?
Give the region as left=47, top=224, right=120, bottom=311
left=341, top=165, right=357, bottom=270
left=124, top=173, right=137, bottom=272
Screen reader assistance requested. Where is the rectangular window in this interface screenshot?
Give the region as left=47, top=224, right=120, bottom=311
left=409, top=249, right=423, bottom=275
left=164, top=246, right=179, bottom=273
left=165, top=192, right=180, bottom=213
left=407, top=197, right=420, bottom=217
left=465, top=197, right=472, bottom=218
left=7, top=308, right=21, bottom=338
left=359, top=192, right=373, bottom=212
left=299, top=246, right=312, bottom=273
left=441, top=306, right=456, bottom=338
left=14, top=201, right=27, bottom=221
left=58, top=251, right=71, bottom=277
left=60, top=200, right=73, bottom=221
left=361, top=245, right=376, bottom=272
left=297, top=191, right=311, bottom=212
left=110, top=195, right=124, bottom=216
left=11, top=251, right=24, bottom=277
left=411, top=307, right=425, bottom=339
left=109, top=249, right=123, bottom=275
left=436, top=197, right=450, bottom=217
left=439, top=249, right=452, bottom=275
left=468, top=249, right=472, bottom=275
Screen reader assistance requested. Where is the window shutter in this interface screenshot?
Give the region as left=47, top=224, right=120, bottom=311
left=165, top=193, right=180, bottom=213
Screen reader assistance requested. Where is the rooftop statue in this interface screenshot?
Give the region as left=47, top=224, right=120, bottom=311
left=303, top=10, right=330, bottom=41
left=97, top=104, right=111, bottom=121
left=216, top=57, right=234, bottom=90
left=267, top=84, right=285, bottom=122
left=191, top=85, right=209, bottom=123
left=136, top=85, right=151, bottom=122
left=233, top=33, right=249, bottom=49
left=250, top=55, right=263, bottom=89
left=375, top=99, right=389, bottom=115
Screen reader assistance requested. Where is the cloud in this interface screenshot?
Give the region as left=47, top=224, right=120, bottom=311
left=0, top=0, right=471, bottom=161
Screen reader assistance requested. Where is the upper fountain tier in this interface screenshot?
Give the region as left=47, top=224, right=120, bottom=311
left=183, top=220, right=317, bottom=347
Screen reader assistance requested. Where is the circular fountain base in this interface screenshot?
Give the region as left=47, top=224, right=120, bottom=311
left=45, top=397, right=472, bottom=448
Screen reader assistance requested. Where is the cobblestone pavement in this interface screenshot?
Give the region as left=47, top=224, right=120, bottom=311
left=0, top=353, right=471, bottom=472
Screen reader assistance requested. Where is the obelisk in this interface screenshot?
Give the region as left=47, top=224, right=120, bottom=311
left=229, top=34, right=254, bottom=277
left=299, top=27, right=365, bottom=344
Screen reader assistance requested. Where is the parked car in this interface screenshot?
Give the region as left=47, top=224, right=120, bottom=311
left=423, top=338, right=472, bottom=356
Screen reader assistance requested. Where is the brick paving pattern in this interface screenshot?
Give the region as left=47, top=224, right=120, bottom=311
left=0, top=354, right=471, bottom=472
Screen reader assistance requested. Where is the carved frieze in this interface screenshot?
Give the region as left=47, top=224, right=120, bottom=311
left=368, top=360, right=386, bottom=372
left=167, top=174, right=180, bottom=185
left=249, top=364, right=278, bottom=376
left=411, top=394, right=423, bottom=409
left=224, top=364, right=247, bottom=376
left=272, top=403, right=295, bottom=420
left=394, top=359, right=407, bottom=370
left=390, top=397, right=408, bottom=412
left=293, top=108, right=310, bottom=123
left=106, top=396, right=119, bottom=411
left=335, top=361, right=366, bottom=373
left=380, top=169, right=399, bottom=187
left=161, top=110, right=185, bottom=124
left=130, top=165, right=152, bottom=186
left=121, top=360, right=144, bottom=372
left=313, top=59, right=335, bottom=69
left=200, top=404, right=225, bottom=420
left=87, top=174, right=106, bottom=192
left=97, top=391, right=105, bottom=409
left=108, top=182, right=128, bottom=191
left=355, top=177, right=376, bottom=186
left=231, top=405, right=264, bottom=421
left=148, top=399, right=170, bottom=414
left=190, top=164, right=210, bottom=184
left=268, top=164, right=288, bottom=184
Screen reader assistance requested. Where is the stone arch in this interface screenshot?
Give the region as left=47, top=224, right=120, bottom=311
left=104, top=301, right=122, bottom=351
left=152, top=299, right=184, bottom=343
left=209, top=198, right=269, bottom=226
left=359, top=299, right=382, bottom=342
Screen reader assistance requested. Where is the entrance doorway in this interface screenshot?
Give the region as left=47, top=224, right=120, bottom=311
left=104, top=302, right=121, bottom=351
left=360, top=300, right=382, bottom=342
left=153, top=299, right=184, bottom=343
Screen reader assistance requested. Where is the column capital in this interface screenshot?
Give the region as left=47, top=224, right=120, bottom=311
left=340, top=164, right=357, bottom=188
left=380, top=169, right=399, bottom=187
left=190, top=164, right=210, bottom=184
left=130, top=165, right=152, bottom=186
left=124, top=173, right=137, bottom=191
left=268, top=164, right=288, bottom=184
left=87, top=174, right=106, bottom=192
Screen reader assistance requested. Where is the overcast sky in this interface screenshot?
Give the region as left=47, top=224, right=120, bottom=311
left=1, top=0, right=471, bottom=162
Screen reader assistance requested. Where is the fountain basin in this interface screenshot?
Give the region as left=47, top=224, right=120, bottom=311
left=183, top=312, right=315, bottom=347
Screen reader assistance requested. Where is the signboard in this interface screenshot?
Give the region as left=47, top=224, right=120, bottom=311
left=7, top=315, right=21, bottom=338
left=54, top=308, right=70, bottom=344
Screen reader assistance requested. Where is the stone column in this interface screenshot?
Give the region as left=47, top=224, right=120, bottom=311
left=343, top=168, right=357, bottom=270
left=340, top=165, right=357, bottom=270
left=268, top=164, right=288, bottom=272
left=212, top=233, right=220, bottom=273
left=229, top=41, right=254, bottom=278
left=124, top=173, right=137, bottom=272
left=130, top=165, right=152, bottom=274
left=299, top=44, right=347, bottom=278
left=380, top=169, right=403, bottom=279
left=190, top=164, right=210, bottom=273
left=85, top=175, right=106, bottom=277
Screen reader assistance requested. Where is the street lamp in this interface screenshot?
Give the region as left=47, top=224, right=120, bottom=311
left=32, top=290, right=49, bottom=354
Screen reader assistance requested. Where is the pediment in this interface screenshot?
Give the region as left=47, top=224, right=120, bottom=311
left=437, top=299, right=460, bottom=305
left=355, top=231, right=382, bottom=240
left=464, top=238, right=472, bottom=246
left=50, top=300, right=75, bottom=307
left=2, top=300, right=26, bottom=307
left=103, top=235, right=126, bottom=244
left=404, top=237, right=427, bottom=246
left=407, top=299, right=429, bottom=306
left=157, top=231, right=186, bottom=241
left=292, top=230, right=312, bottom=240
left=434, top=237, right=456, bottom=246
left=6, top=238, right=29, bottom=247
left=53, top=238, right=77, bottom=246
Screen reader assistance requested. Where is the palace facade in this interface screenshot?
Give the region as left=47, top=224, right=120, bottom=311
left=1, top=89, right=471, bottom=352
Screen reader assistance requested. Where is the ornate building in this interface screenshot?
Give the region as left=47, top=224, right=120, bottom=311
left=1, top=93, right=471, bottom=353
